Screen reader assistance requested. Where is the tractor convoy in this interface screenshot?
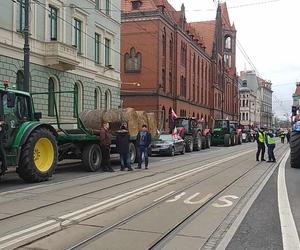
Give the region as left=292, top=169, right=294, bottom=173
left=0, top=83, right=258, bottom=183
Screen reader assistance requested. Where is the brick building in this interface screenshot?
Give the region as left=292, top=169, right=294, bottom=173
left=121, top=0, right=238, bottom=130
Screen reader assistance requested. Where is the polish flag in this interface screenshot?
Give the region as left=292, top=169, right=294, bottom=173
left=172, top=126, right=178, bottom=139
left=171, top=108, right=178, bottom=120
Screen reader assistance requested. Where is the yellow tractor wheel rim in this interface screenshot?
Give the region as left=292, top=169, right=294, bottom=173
left=34, top=138, right=54, bottom=173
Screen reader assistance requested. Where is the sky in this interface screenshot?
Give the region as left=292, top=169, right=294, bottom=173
left=168, top=0, right=300, bottom=119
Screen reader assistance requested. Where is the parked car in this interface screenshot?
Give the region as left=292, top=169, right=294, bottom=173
left=151, top=134, right=185, bottom=156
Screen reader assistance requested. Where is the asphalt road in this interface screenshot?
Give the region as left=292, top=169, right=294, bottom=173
left=0, top=140, right=295, bottom=250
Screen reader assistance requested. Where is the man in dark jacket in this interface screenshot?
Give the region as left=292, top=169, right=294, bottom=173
left=116, top=124, right=132, bottom=171
left=136, top=124, right=152, bottom=169
left=99, top=122, right=114, bottom=172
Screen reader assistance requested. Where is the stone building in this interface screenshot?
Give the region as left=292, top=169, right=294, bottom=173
left=121, top=0, right=238, bottom=130
left=0, top=0, right=121, bottom=122
left=293, top=82, right=300, bottom=107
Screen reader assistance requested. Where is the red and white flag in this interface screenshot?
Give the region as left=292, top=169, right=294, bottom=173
left=172, top=126, right=178, bottom=139
left=171, top=108, right=177, bottom=120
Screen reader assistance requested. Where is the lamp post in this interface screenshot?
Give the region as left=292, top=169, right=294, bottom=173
left=23, top=0, right=30, bottom=92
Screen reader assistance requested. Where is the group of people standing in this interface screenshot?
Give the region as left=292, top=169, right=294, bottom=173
left=279, top=130, right=291, bottom=144
left=256, top=127, right=276, bottom=162
left=99, top=122, right=152, bottom=172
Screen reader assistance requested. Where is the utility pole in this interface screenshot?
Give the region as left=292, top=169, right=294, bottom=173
left=23, top=0, right=30, bottom=92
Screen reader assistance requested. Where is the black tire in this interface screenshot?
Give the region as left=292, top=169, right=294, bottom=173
left=206, top=136, right=211, bottom=148
left=129, top=143, right=137, bottom=164
left=238, top=134, right=242, bottom=145
left=224, top=134, right=231, bottom=147
left=82, top=144, right=102, bottom=172
left=186, top=139, right=193, bottom=152
left=17, top=128, right=58, bottom=183
left=169, top=147, right=175, bottom=157
left=180, top=145, right=185, bottom=155
left=194, top=133, right=202, bottom=151
left=290, top=131, right=300, bottom=168
left=231, top=135, right=236, bottom=146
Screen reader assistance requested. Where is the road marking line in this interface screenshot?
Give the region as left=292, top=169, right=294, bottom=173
left=278, top=149, right=300, bottom=250
left=216, top=149, right=289, bottom=250
left=0, top=149, right=254, bottom=249
left=153, top=191, right=175, bottom=202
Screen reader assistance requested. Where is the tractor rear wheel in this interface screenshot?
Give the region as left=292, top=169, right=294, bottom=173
left=194, top=133, right=202, bottom=151
left=224, top=134, right=231, bottom=147
left=17, top=128, right=58, bottom=182
left=206, top=136, right=211, bottom=148
left=82, top=144, right=102, bottom=172
left=290, top=131, right=300, bottom=168
left=186, top=138, right=193, bottom=152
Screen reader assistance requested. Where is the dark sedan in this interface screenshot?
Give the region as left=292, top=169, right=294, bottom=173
left=151, top=134, right=185, bottom=156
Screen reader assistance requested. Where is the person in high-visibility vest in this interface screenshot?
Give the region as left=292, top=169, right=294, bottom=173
left=266, top=130, right=276, bottom=162
left=256, top=127, right=266, bottom=161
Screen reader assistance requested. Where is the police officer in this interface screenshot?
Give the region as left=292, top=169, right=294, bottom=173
left=266, top=130, right=276, bottom=162
left=256, top=127, right=266, bottom=162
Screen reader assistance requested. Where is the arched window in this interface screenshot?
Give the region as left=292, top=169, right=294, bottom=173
left=48, top=77, right=59, bottom=117
left=73, top=81, right=83, bottom=117
left=168, top=107, right=173, bottom=131
left=162, top=28, right=166, bottom=56
left=225, top=36, right=231, bottom=50
left=16, top=70, right=24, bottom=91
left=192, top=112, right=195, bottom=117
left=94, top=87, right=102, bottom=109
left=105, top=89, right=111, bottom=110
left=125, top=47, right=142, bottom=72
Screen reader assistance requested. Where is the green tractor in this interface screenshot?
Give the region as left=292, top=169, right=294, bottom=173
left=0, top=84, right=102, bottom=182
left=211, top=119, right=238, bottom=147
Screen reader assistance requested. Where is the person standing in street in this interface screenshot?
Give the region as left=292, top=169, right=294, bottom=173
left=99, top=122, right=114, bottom=172
left=286, top=129, right=291, bottom=143
left=116, top=123, right=133, bottom=171
left=256, top=127, right=266, bottom=162
left=280, top=130, right=285, bottom=143
left=136, top=124, right=152, bottom=170
left=266, top=130, right=276, bottom=162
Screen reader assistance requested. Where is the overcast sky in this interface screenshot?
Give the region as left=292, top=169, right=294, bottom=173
left=168, top=0, right=300, bottom=119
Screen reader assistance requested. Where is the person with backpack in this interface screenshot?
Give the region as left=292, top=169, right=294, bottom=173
left=136, top=124, right=152, bottom=169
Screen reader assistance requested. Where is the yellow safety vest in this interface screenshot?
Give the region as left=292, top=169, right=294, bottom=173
left=258, top=131, right=265, bottom=143
left=267, top=135, right=275, bottom=145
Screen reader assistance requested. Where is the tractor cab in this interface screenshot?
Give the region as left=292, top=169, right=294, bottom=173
left=213, top=119, right=230, bottom=134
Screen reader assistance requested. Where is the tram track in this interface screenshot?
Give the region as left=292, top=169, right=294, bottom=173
left=0, top=145, right=255, bottom=223
left=62, top=145, right=287, bottom=250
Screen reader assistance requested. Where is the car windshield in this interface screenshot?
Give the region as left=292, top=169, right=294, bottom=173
left=159, top=135, right=174, bottom=141
left=214, top=120, right=227, bottom=129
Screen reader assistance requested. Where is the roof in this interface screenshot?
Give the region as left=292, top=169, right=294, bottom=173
left=121, top=0, right=158, bottom=12
left=220, top=2, right=236, bottom=31
left=189, top=21, right=216, bottom=56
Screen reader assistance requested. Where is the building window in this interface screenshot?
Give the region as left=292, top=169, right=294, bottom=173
left=49, top=6, right=58, bottom=41
left=105, top=90, right=111, bottom=110
left=105, top=0, right=110, bottom=16
left=17, top=0, right=25, bottom=32
left=16, top=70, right=24, bottom=91
left=73, top=82, right=83, bottom=117
left=169, top=72, right=172, bottom=94
left=132, top=0, right=142, bottom=10
left=225, top=36, right=231, bottom=50
left=95, top=0, right=100, bottom=10
left=94, top=88, right=102, bottom=109
left=48, top=77, right=59, bottom=117
left=162, top=31, right=166, bottom=57
left=95, top=33, right=100, bottom=64
left=105, top=38, right=111, bottom=67
left=125, top=47, right=142, bottom=72
left=162, top=69, right=166, bottom=91
left=169, top=37, right=173, bottom=60
left=73, top=19, right=82, bottom=53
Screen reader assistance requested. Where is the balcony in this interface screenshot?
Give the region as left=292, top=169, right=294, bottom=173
left=44, top=42, right=80, bottom=71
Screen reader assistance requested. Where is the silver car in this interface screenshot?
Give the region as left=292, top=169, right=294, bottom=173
left=151, top=134, right=185, bottom=156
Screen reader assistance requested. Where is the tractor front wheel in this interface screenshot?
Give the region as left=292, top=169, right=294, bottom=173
left=18, top=128, right=58, bottom=182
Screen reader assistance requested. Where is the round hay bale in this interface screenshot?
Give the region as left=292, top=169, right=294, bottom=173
left=79, top=109, right=104, bottom=130
left=136, top=111, right=149, bottom=131
left=122, top=108, right=139, bottom=136
left=147, top=112, right=158, bottom=136
left=102, top=109, right=123, bottom=135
